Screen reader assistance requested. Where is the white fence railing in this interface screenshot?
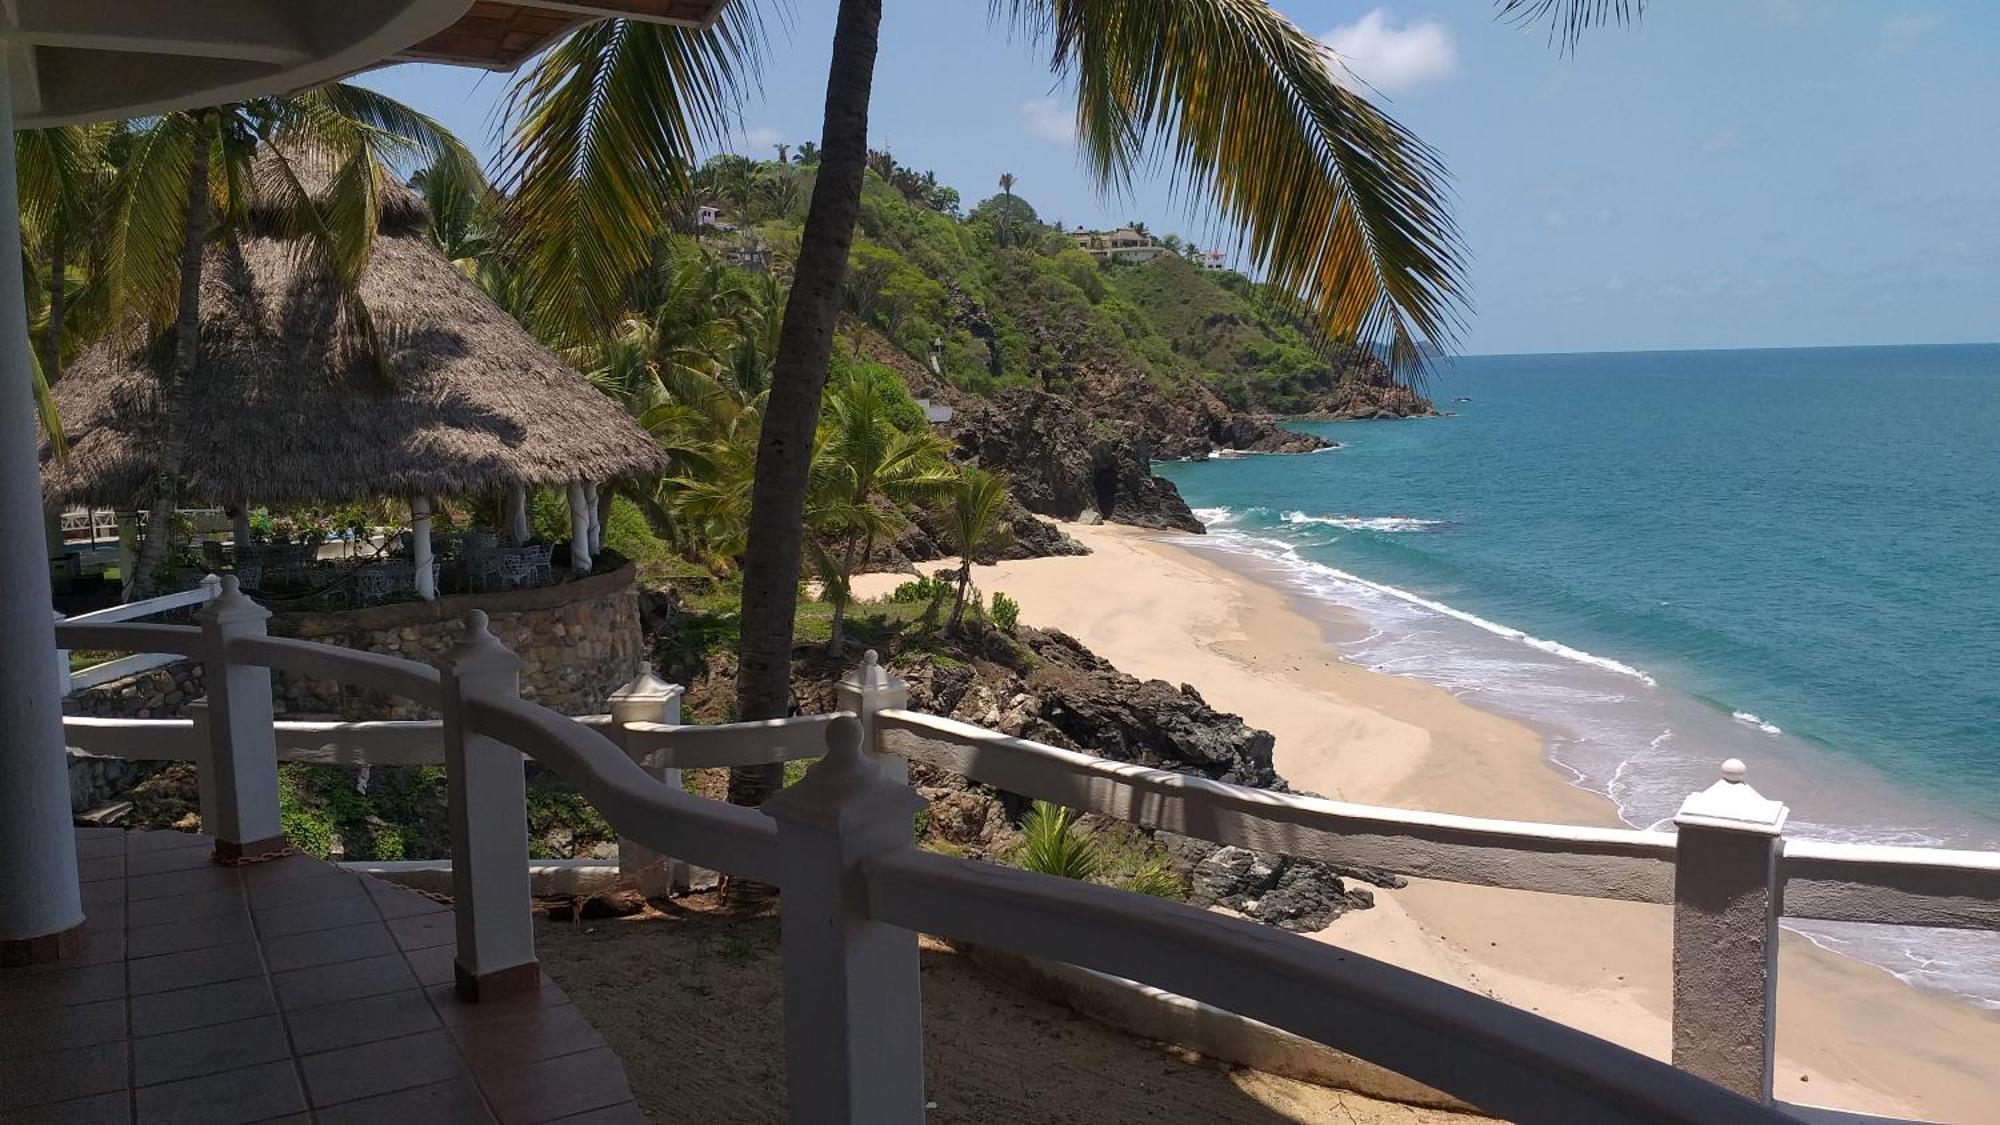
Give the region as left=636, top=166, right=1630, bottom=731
left=55, top=574, right=221, bottom=696
left=54, top=580, right=1906, bottom=1122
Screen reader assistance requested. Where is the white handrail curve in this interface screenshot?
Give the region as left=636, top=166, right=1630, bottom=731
left=622, top=712, right=840, bottom=769
left=228, top=634, right=444, bottom=709
left=1780, top=839, right=2000, bottom=930
left=54, top=621, right=203, bottom=658
left=463, top=695, right=781, bottom=885
left=879, top=709, right=1676, bottom=903
left=863, top=848, right=1787, bottom=1124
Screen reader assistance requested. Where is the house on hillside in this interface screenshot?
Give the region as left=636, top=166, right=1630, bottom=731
left=1070, top=225, right=1169, bottom=264
left=697, top=204, right=737, bottom=233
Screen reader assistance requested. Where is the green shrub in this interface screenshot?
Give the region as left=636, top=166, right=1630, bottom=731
left=1012, top=801, right=1103, bottom=881
left=1119, top=856, right=1184, bottom=899
left=990, top=591, right=1020, bottom=633
left=885, top=573, right=950, bottom=604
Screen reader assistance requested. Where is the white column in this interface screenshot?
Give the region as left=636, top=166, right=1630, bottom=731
left=584, top=481, right=604, bottom=555
left=763, top=716, right=928, bottom=1123
left=410, top=494, right=436, bottom=601
left=198, top=575, right=282, bottom=858
left=609, top=666, right=687, bottom=897
left=1671, top=759, right=1787, bottom=1102
left=504, top=483, right=530, bottom=546
left=566, top=481, right=592, bottom=572
left=443, top=609, right=538, bottom=1000
left=836, top=650, right=911, bottom=783
left=0, top=55, right=86, bottom=962
left=230, top=500, right=252, bottom=554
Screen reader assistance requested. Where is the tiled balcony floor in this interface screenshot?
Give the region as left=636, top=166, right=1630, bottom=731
left=0, top=828, right=644, bottom=1124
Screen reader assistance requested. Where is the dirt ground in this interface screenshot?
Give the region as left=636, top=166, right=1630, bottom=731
left=536, top=892, right=1486, bottom=1124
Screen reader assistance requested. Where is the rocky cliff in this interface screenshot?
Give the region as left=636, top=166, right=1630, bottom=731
left=1280, top=349, right=1437, bottom=421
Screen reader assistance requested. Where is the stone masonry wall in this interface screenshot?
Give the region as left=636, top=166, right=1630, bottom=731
left=67, top=563, right=646, bottom=723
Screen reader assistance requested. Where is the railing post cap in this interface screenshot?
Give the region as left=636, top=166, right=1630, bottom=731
left=203, top=573, right=271, bottom=627
left=762, top=713, right=924, bottom=832
left=448, top=609, right=521, bottom=675
left=1674, top=759, right=1788, bottom=836
left=838, top=649, right=906, bottom=695
left=608, top=663, right=683, bottom=705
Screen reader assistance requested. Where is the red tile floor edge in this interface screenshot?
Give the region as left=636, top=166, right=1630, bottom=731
left=0, top=828, right=644, bottom=1124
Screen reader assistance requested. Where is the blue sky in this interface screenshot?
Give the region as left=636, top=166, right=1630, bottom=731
left=356, top=1, right=2000, bottom=355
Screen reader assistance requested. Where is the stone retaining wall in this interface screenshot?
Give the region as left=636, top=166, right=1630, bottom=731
left=67, top=563, right=646, bottom=722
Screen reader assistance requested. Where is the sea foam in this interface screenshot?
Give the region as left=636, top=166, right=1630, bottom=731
left=1282, top=511, right=1449, bottom=533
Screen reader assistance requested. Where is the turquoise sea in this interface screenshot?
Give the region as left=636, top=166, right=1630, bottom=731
left=1153, top=343, right=2000, bottom=1007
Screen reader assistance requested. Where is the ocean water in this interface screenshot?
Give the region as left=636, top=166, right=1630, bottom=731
left=1152, top=344, right=2000, bottom=1008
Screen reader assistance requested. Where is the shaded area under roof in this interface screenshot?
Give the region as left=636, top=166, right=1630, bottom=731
left=394, top=0, right=729, bottom=69
left=41, top=182, right=669, bottom=510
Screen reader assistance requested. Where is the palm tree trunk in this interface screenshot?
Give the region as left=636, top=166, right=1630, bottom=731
left=729, top=0, right=883, bottom=807
left=42, top=231, right=64, bottom=384
left=949, top=559, right=971, bottom=632
left=131, top=124, right=210, bottom=599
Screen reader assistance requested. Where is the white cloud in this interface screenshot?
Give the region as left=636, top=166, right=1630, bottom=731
left=741, top=126, right=783, bottom=150
left=1019, top=98, right=1074, bottom=143
left=1880, top=13, right=1940, bottom=53
left=1323, top=10, right=1458, bottom=96
left=1701, top=128, right=1745, bottom=153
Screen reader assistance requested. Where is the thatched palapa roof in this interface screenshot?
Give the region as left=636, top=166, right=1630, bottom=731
left=42, top=177, right=669, bottom=511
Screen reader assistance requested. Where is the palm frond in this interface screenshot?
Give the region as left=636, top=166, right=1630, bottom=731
left=1496, top=0, right=1644, bottom=50
left=30, top=336, right=65, bottom=458
left=496, top=10, right=766, bottom=344
left=94, top=113, right=204, bottom=336
left=996, top=0, right=1467, bottom=376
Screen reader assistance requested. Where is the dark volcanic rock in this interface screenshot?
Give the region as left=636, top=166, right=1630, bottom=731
left=940, top=388, right=1203, bottom=533
left=1070, top=363, right=1329, bottom=460
left=1284, top=349, right=1437, bottom=421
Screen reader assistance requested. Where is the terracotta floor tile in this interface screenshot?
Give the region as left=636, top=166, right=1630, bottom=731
left=66, top=928, right=129, bottom=968
left=476, top=1046, right=634, bottom=1125
left=0, top=1041, right=130, bottom=1111
left=125, top=866, right=239, bottom=903
left=272, top=953, right=418, bottom=1011
left=404, top=943, right=458, bottom=987
left=75, top=834, right=127, bottom=860
left=285, top=989, right=443, bottom=1056
left=427, top=977, right=567, bottom=1027
left=387, top=909, right=455, bottom=952
left=80, top=877, right=125, bottom=908
left=133, top=1058, right=305, bottom=1125
left=252, top=894, right=380, bottom=940
left=299, top=1029, right=468, bottom=1107
left=259, top=921, right=397, bottom=973
left=0, top=962, right=126, bottom=1014
left=447, top=1003, right=604, bottom=1074
left=244, top=872, right=365, bottom=912
left=132, top=1014, right=289, bottom=1087
left=129, top=978, right=278, bottom=1037
left=124, top=830, right=210, bottom=854
left=313, top=1076, right=496, bottom=1124
left=367, top=882, right=451, bottom=920
left=126, top=888, right=245, bottom=929
left=127, top=912, right=255, bottom=960
left=83, top=902, right=126, bottom=931
left=77, top=855, right=125, bottom=884
left=235, top=854, right=329, bottom=885
left=127, top=942, right=263, bottom=996
left=0, top=997, right=126, bottom=1060
left=544, top=1102, right=648, bottom=1124
left=8, top=1090, right=133, bottom=1124
left=124, top=846, right=214, bottom=877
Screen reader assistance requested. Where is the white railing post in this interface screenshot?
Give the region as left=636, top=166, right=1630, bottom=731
left=608, top=665, right=687, bottom=897
left=763, top=715, right=927, bottom=1124
left=1671, top=758, right=1787, bottom=1102
left=566, top=481, right=593, bottom=572
left=442, top=609, right=538, bottom=1000
left=836, top=650, right=910, bottom=781
left=198, top=575, right=284, bottom=860
left=53, top=609, right=70, bottom=698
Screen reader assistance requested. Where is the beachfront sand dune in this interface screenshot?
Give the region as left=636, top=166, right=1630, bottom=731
left=854, top=522, right=2000, bottom=1122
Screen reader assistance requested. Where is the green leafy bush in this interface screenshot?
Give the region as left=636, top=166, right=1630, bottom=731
left=1012, top=801, right=1103, bottom=882
left=885, top=573, right=951, bottom=604
left=990, top=591, right=1020, bottom=632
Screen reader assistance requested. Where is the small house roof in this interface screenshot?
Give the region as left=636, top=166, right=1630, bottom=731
left=42, top=176, right=669, bottom=510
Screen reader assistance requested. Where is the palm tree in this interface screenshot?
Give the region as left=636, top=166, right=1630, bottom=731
left=997, top=171, right=1017, bottom=247
left=944, top=466, right=1014, bottom=632
left=498, top=0, right=1485, bottom=808
left=103, top=87, right=476, bottom=595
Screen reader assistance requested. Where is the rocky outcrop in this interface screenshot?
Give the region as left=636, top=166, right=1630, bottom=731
left=1283, top=349, right=1437, bottom=421
left=939, top=388, right=1204, bottom=533
left=1069, top=363, right=1329, bottom=460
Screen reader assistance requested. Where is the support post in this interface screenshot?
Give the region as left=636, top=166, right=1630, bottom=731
left=608, top=666, right=687, bottom=897
left=410, top=494, right=436, bottom=601
left=836, top=650, right=910, bottom=782
left=229, top=500, right=252, bottom=555
left=198, top=575, right=283, bottom=860
left=53, top=609, right=70, bottom=698
left=443, top=610, right=538, bottom=1000
left=116, top=511, right=136, bottom=598
left=1671, top=759, right=1787, bottom=1102
left=583, top=481, right=603, bottom=556
left=566, top=481, right=592, bottom=572
left=504, top=483, right=530, bottom=546
left=0, top=52, right=85, bottom=963
left=763, top=716, right=928, bottom=1124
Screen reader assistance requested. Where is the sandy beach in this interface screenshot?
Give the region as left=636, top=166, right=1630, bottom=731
left=855, top=522, right=2000, bottom=1121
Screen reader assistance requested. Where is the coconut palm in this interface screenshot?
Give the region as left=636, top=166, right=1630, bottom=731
left=17, top=123, right=117, bottom=453
left=944, top=466, right=1014, bottom=632
left=101, top=86, right=477, bottom=595
left=500, top=1, right=1571, bottom=807
left=997, top=171, right=1017, bottom=247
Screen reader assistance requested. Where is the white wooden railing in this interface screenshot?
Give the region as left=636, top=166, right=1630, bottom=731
left=55, top=573, right=222, bottom=696
left=56, top=576, right=1945, bottom=1122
